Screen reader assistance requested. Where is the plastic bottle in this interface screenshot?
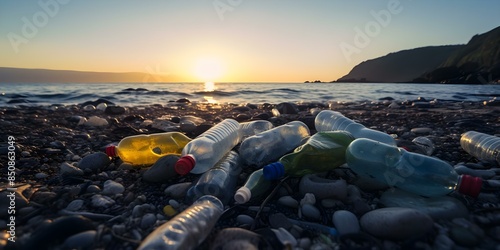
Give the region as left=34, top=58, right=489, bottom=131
left=186, top=151, right=242, bottom=205
left=239, top=120, right=274, bottom=140
left=239, top=121, right=310, bottom=167
left=175, top=119, right=240, bottom=175
left=234, top=169, right=273, bottom=204
left=137, top=195, right=223, bottom=250
left=263, top=131, right=354, bottom=180
left=314, top=110, right=396, bottom=146
left=105, top=132, right=192, bottom=166
left=460, top=131, right=500, bottom=165
left=346, top=138, right=483, bottom=197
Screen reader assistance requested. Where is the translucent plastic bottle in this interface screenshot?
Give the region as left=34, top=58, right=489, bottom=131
left=234, top=169, right=273, bottom=204
left=263, top=131, right=354, bottom=180
left=137, top=195, right=223, bottom=250
left=239, top=120, right=274, bottom=140
left=105, top=132, right=192, bottom=166
left=314, top=110, right=396, bottom=146
left=460, top=131, right=500, bottom=165
left=346, top=138, right=482, bottom=197
left=239, top=121, right=310, bottom=167
left=175, top=119, right=240, bottom=175
left=186, top=151, right=242, bottom=205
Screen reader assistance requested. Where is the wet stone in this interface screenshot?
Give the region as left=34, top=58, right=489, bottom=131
left=63, top=230, right=96, bottom=249
left=301, top=204, right=321, bottom=221
left=164, top=182, right=192, bottom=199
left=277, top=196, right=299, bottom=208
left=141, top=213, right=157, bottom=229
left=142, top=155, right=180, bottom=183
left=268, top=213, right=293, bottom=230
left=236, top=214, right=254, bottom=226
left=102, top=180, right=125, bottom=195
left=91, top=194, right=115, bottom=208
left=333, top=210, right=360, bottom=236
left=105, top=106, right=126, bottom=115
left=77, top=152, right=110, bottom=171
left=66, top=199, right=84, bottom=211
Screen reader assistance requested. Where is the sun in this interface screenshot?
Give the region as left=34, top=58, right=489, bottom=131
left=193, top=57, right=225, bottom=81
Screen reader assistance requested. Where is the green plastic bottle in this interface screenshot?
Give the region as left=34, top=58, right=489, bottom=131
left=263, top=131, right=354, bottom=180
left=234, top=169, right=273, bottom=204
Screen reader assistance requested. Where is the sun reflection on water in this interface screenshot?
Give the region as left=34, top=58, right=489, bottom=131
left=203, top=81, right=217, bottom=103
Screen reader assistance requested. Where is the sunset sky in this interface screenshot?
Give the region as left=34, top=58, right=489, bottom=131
left=1, top=1, right=499, bottom=82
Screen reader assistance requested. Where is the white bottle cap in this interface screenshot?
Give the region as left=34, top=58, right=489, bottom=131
left=234, top=186, right=251, bottom=204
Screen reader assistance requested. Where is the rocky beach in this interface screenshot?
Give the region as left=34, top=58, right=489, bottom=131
left=1, top=98, right=500, bottom=250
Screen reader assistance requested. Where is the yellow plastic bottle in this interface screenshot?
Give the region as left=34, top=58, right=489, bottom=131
left=106, top=132, right=192, bottom=166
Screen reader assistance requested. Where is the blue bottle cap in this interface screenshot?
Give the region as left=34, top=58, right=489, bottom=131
left=263, top=162, right=285, bottom=180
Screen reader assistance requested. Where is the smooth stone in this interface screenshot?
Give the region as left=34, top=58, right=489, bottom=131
left=142, top=155, right=180, bottom=183
left=141, top=213, right=157, bottom=229
left=301, top=204, right=321, bottom=221
left=83, top=105, right=96, bottom=111
left=351, top=174, right=390, bottom=191
left=454, top=164, right=496, bottom=179
left=96, top=103, right=107, bottom=111
left=332, top=210, right=360, bottom=236
left=276, top=102, right=299, bottom=114
left=433, top=234, right=455, bottom=249
left=105, top=106, right=126, bottom=115
left=450, top=227, right=480, bottom=247
left=268, top=213, right=293, bottom=230
left=297, top=238, right=312, bottom=249
left=299, top=174, right=347, bottom=200
left=168, top=199, right=180, bottom=209
left=211, top=228, right=262, bottom=250
left=300, top=193, right=316, bottom=206
left=321, top=199, right=344, bottom=208
left=360, top=207, right=433, bottom=241
left=277, top=196, right=299, bottom=208
left=63, top=230, right=96, bottom=249
left=35, top=172, right=48, bottom=179
left=151, top=119, right=178, bottom=132
left=272, top=227, right=297, bottom=246
left=410, top=127, right=433, bottom=134
left=236, top=214, right=255, bottom=225
left=86, top=185, right=101, bottom=194
left=380, top=189, right=468, bottom=220
left=102, top=180, right=125, bottom=195
left=66, top=199, right=84, bottom=212
left=164, top=182, right=192, bottom=198
left=345, top=185, right=362, bottom=203
left=84, top=116, right=109, bottom=127
left=31, top=191, right=57, bottom=205
left=77, top=152, right=110, bottom=171
left=91, top=194, right=115, bottom=208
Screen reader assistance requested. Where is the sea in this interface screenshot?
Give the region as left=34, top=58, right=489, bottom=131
left=1, top=82, right=499, bottom=107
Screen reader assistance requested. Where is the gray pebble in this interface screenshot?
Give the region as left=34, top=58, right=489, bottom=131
left=63, top=230, right=96, bottom=249
left=112, top=224, right=126, bottom=235
left=60, top=162, right=84, bottom=176
left=360, top=207, right=433, bottom=241
left=142, top=155, right=180, bottom=183
left=35, top=173, right=48, bottom=179
left=105, top=106, right=126, bottom=115
left=300, top=193, right=316, bottom=206
left=141, top=213, right=157, bottom=229
left=410, top=127, right=433, bottom=134
left=66, top=199, right=84, bottom=211
left=168, top=199, right=180, bottom=209
left=299, top=174, right=347, bottom=200
left=102, top=180, right=125, bottom=195
left=332, top=210, right=360, bottom=235
left=277, top=196, right=299, bottom=208
left=164, top=182, right=192, bottom=198
left=301, top=204, right=321, bottom=221
left=86, top=185, right=101, bottom=194
left=83, top=105, right=96, bottom=111
left=91, top=194, right=115, bottom=208
left=236, top=214, right=254, bottom=226
left=77, top=152, right=110, bottom=171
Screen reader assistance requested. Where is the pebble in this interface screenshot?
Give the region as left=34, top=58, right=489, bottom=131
left=277, top=196, right=299, bottom=208
left=168, top=199, right=180, bottom=209
left=236, top=214, right=255, bottom=225
left=332, top=210, right=360, bottom=235
left=83, top=105, right=96, bottom=112
left=380, top=189, right=468, bottom=220
left=86, top=185, right=101, bottom=193
left=410, top=127, right=433, bottom=134
left=300, top=193, right=316, bottom=206
left=162, top=205, right=177, bottom=217
left=141, top=213, right=157, bottom=229
left=179, top=115, right=206, bottom=132
left=450, top=227, right=481, bottom=247
left=105, top=106, right=126, bottom=115
left=164, top=182, right=192, bottom=198
left=412, top=136, right=435, bottom=155
left=84, top=116, right=109, bottom=127
left=454, top=164, right=496, bottom=179
left=300, top=204, right=321, bottom=221
left=272, top=227, right=297, bottom=247
left=31, top=191, right=57, bottom=205
left=433, top=234, right=455, bottom=250
left=151, top=119, right=178, bottom=131
left=77, top=152, right=110, bottom=171
left=96, top=103, right=108, bottom=111
left=35, top=172, right=48, bottom=179
left=360, top=207, right=433, bottom=241
left=211, top=228, right=263, bottom=250
left=321, top=199, right=344, bottom=208
left=91, top=194, right=115, bottom=208
left=63, top=230, right=96, bottom=249
left=268, top=213, right=293, bottom=230
left=66, top=199, right=84, bottom=211
left=276, top=102, right=299, bottom=114
left=102, top=180, right=125, bottom=195
left=299, top=174, right=347, bottom=200
left=59, top=162, right=84, bottom=176
left=142, top=155, right=180, bottom=183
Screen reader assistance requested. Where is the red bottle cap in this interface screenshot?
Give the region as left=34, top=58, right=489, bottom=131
left=458, top=175, right=482, bottom=198
left=105, top=145, right=117, bottom=157
left=175, top=154, right=196, bottom=175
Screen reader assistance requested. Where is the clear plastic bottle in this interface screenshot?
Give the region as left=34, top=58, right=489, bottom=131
left=263, top=131, right=354, bottom=180
left=186, top=151, right=242, bottom=205
left=460, top=131, right=500, bottom=165
left=105, top=132, right=192, bottom=166
left=239, top=121, right=310, bottom=167
left=234, top=169, right=273, bottom=204
left=239, top=120, right=274, bottom=140
left=346, top=138, right=483, bottom=197
left=314, top=110, right=396, bottom=146
left=137, top=195, right=223, bottom=250
left=175, top=119, right=240, bottom=175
